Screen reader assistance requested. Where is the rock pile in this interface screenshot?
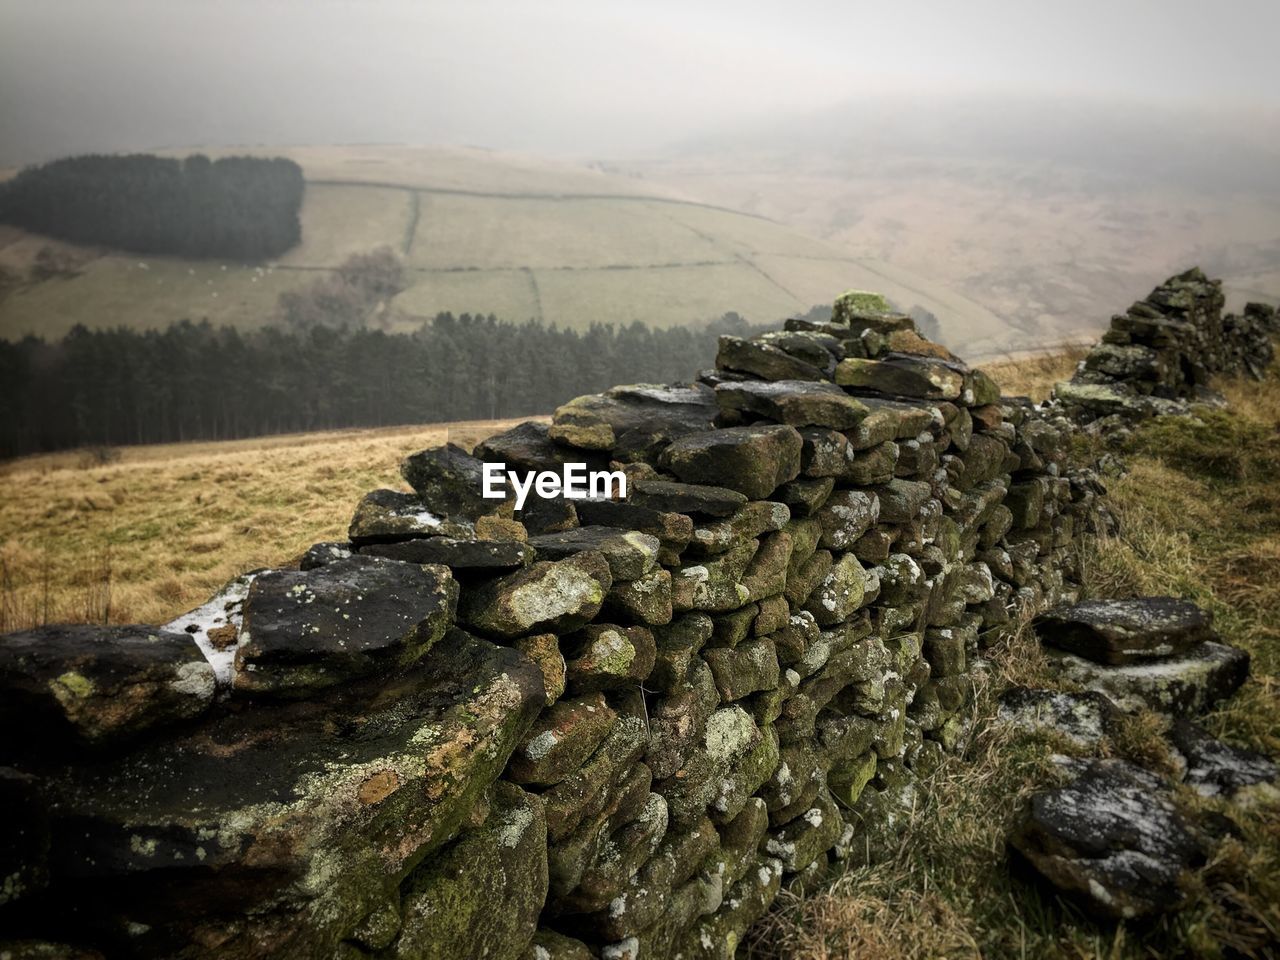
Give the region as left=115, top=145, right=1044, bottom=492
left=0, top=288, right=1109, bottom=959
left=1007, top=596, right=1272, bottom=919
left=1055, top=267, right=1279, bottom=424
left=1, top=270, right=1273, bottom=958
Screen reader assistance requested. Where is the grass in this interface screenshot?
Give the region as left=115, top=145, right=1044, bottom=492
left=748, top=356, right=1280, bottom=959
left=0, top=418, right=535, bottom=631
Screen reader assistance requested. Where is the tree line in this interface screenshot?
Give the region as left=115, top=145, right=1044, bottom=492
left=0, top=154, right=304, bottom=260
left=0, top=313, right=773, bottom=457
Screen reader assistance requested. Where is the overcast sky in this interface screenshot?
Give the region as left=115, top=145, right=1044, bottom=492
left=2, top=0, right=1278, bottom=165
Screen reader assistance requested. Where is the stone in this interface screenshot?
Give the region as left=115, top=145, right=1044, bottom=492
left=18, top=631, right=545, bottom=954
left=741, top=532, right=794, bottom=601
left=235, top=557, right=458, bottom=698
left=517, top=495, right=580, bottom=536
left=393, top=782, right=546, bottom=960
left=401, top=443, right=501, bottom=519
left=559, top=792, right=669, bottom=913
left=647, top=661, right=720, bottom=780
left=459, top=553, right=611, bottom=639
left=299, top=541, right=352, bottom=570
left=673, top=538, right=758, bottom=613
left=845, top=397, right=937, bottom=450
left=835, top=355, right=964, bottom=400
left=360, top=536, right=533, bottom=571
left=474, top=420, right=599, bottom=473
left=507, top=692, right=617, bottom=785
left=0, top=624, right=215, bottom=749
left=830, top=289, right=893, bottom=322
left=348, top=488, right=474, bottom=545
left=815, top=490, right=880, bottom=550
left=798, top=427, right=853, bottom=477
left=996, top=688, right=1122, bottom=749
left=715, top=336, right=826, bottom=382
left=714, top=379, right=868, bottom=429
left=659, top=425, right=803, bottom=500
left=1168, top=719, right=1278, bottom=798
left=1033, top=597, right=1215, bottom=666
left=630, top=479, right=746, bottom=518
left=1049, top=641, right=1248, bottom=715
left=803, top=553, right=869, bottom=627
left=828, top=751, right=878, bottom=808
left=843, top=440, right=899, bottom=485
left=543, top=716, right=649, bottom=842
left=687, top=501, right=790, bottom=556
left=523, top=930, right=593, bottom=960
left=1008, top=760, right=1210, bottom=920
left=528, top=527, right=660, bottom=581
left=548, top=383, right=718, bottom=452
left=763, top=788, right=842, bottom=873
left=775, top=476, right=835, bottom=517
left=870, top=479, right=932, bottom=523
left=703, top=637, right=780, bottom=702
left=564, top=624, right=656, bottom=692
left=605, top=568, right=674, bottom=626
left=514, top=633, right=566, bottom=705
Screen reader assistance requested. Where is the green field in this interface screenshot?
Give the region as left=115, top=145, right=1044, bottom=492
left=0, top=146, right=1015, bottom=353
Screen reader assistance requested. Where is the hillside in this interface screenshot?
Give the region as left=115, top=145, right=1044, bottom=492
left=0, top=146, right=1013, bottom=353
left=636, top=100, right=1280, bottom=348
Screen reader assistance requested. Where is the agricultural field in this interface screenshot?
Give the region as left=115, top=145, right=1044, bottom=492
left=0, top=146, right=1017, bottom=354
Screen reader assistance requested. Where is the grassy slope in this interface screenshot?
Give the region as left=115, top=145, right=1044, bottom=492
left=751, top=366, right=1280, bottom=960
left=0, top=146, right=1014, bottom=352
left=0, top=418, right=537, bottom=630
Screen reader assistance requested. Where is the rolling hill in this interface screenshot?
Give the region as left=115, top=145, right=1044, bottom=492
left=0, top=146, right=1016, bottom=356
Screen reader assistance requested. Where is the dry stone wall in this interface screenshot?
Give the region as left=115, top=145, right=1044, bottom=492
left=1, top=272, right=1269, bottom=960
left=1055, top=267, right=1278, bottom=424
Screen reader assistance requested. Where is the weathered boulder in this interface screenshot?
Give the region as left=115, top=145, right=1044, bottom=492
left=1009, top=760, right=1210, bottom=920
left=235, top=557, right=458, bottom=698
left=299, top=541, right=352, bottom=570
left=716, top=336, right=827, bottom=382
left=392, top=781, right=548, bottom=960
left=629, top=479, right=746, bottom=518
left=549, top=384, right=717, bottom=452
left=1168, top=719, right=1278, bottom=799
left=460, top=554, right=612, bottom=639
left=401, top=443, right=502, bottom=518
left=564, top=624, right=657, bottom=692
left=996, top=687, right=1121, bottom=749
left=835, top=355, right=965, bottom=400
left=714, top=379, right=868, bottom=429
left=348, top=488, right=475, bottom=545
left=528, top=527, right=660, bottom=581
left=1033, top=597, right=1215, bottom=666
left=659, top=425, right=803, bottom=500
left=508, top=692, right=618, bottom=786
left=0, top=624, right=214, bottom=750
left=1050, top=641, right=1249, bottom=714
left=19, top=632, right=545, bottom=955
left=361, top=536, right=533, bottom=571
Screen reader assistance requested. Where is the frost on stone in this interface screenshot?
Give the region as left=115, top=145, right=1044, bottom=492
left=164, top=572, right=259, bottom=688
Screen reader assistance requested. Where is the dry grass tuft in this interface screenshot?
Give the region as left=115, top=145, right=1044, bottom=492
left=0, top=417, right=536, bottom=630
left=979, top=345, right=1090, bottom=403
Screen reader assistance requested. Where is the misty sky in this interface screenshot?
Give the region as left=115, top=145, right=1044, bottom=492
left=2, top=0, right=1279, bottom=165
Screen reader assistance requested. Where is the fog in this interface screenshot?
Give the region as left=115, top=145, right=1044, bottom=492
left=2, top=0, right=1279, bottom=165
